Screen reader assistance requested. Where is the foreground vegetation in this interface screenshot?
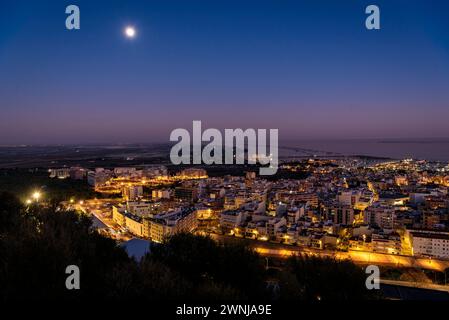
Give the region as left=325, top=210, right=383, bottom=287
left=0, top=192, right=379, bottom=301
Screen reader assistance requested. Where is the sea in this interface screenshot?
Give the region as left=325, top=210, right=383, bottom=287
left=280, top=139, right=449, bottom=162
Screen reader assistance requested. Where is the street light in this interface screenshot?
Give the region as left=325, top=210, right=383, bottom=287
left=32, top=191, right=41, bottom=201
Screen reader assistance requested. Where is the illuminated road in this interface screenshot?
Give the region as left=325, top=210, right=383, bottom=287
left=210, top=234, right=449, bottom=272
left=380, top=279, right=449, bottom=292
left=75, top=199, right=132, bottom=241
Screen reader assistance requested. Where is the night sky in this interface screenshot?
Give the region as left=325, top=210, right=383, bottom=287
left=1, top=0, right=449, bottom=144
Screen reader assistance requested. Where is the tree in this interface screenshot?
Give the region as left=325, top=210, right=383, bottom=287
left=285, top=254, right=381, bottom=300
left=147, top=233, right=268, bottom=300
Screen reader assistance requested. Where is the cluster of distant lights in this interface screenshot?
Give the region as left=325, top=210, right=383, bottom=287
left=70, top=198, right=84, bottom=205
left=25, top=191, right=41, bottom=204
left=25, top=191, right=84, bottom=206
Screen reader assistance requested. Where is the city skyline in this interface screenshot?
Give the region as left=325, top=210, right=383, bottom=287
left=1, top=0, right=449, bottom=144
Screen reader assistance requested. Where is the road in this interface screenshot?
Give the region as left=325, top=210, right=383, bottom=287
left=380, top=279, right=449, bottom=293
left=74, top=199, right=132, bottom=241
left=210, top=234, right=449, bottom=272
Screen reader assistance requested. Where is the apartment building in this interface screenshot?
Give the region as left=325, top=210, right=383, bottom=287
left=148, top=207, right=198, bottom=243
left=408, top=230, right=449, bottom=259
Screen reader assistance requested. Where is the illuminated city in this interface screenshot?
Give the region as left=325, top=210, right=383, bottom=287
left=49, top=159, right=449, bottom=274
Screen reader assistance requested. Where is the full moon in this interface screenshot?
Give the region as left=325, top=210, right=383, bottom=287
left=124, top=26, right=136, bottom=38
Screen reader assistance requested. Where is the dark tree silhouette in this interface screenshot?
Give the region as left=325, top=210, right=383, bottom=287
left=285, top=255, right=381, bottom=300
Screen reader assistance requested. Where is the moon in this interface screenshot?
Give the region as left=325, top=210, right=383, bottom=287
left=124, top=26, right=136, bottom=38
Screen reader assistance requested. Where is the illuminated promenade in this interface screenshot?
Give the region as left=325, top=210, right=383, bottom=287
left=254, top=245, right=449, bottom=272
left=210, top=234, right=449, bottom=272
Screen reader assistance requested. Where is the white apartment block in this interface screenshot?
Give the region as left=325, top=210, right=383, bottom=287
left=126, top=201, right=161, bottom=217
left=149, top=207, right=198, bottom=243
left=408, top=230, right=449, bottom=259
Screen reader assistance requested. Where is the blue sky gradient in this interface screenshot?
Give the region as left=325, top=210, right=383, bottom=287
left=1, top=0, right=449, bottom=144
